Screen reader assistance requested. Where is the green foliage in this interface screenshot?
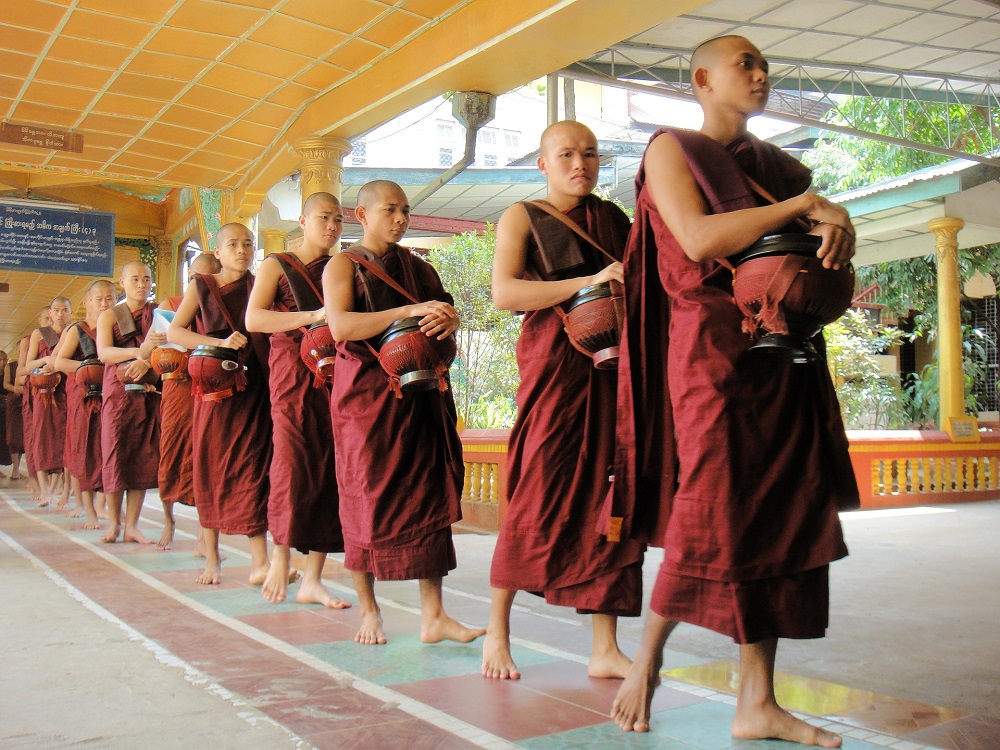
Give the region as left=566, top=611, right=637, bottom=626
left=824, top=310, right=909, bottom=429
left=904, top=326, right=993, bottom=428
left=804, top=98, right=997, bottom=194
left=428, top=226, right=521, bottom=429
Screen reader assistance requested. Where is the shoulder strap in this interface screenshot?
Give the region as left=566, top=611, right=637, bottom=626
left=741, top=174, right=814, bottom=232
left=201, top=275, right=241, bottom=334
left=272, top=253, right=324, bottom=310
left=342, top=250, right=419, bottom=305
left=113, top=301, right=138, bottom=339
left=524, top=200, right=619, bottom=264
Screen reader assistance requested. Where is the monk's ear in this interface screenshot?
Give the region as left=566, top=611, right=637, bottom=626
left=692, top=66, right=710, bottom=92
left=355, top=204, right=368, bottom=226
left=536, top=154, right=548, bottom=175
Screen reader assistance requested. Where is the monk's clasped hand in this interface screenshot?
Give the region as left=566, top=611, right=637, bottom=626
left=592, top=261, right=624, bottom=286
left=414, top=301, right=459, bottom=340
left=221, top=331, right=248, bottom=350
left=811, top=221, right=855, bottom=271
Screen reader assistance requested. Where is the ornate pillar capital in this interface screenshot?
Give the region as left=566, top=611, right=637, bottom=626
left=293, top=136, right=352, bottom=208
left=260, top=228, right=287, bottom=255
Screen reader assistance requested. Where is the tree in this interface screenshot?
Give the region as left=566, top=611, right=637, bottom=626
left=427, top=226, right=521, bottom=429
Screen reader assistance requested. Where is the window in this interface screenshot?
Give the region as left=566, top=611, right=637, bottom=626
left=504, top=130, right=520, bottom=148
left=437, top=120, right=454, bottom=139
left=484, top=154, right=497, bottom=167
left=478, top=127, right=498, bottom=146
left=438, top=148, right=453, bottom=167
left=351, top=138, right=366, bottom=165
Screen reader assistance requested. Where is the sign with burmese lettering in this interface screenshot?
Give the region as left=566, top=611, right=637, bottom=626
left=0, top=121, right=83, bottom=153
left=0, top=203, right=115, bottom=276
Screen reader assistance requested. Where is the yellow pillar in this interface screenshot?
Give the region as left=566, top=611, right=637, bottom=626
left=260, top=228, right=287, bottom=256
left=929, top=217, right=965, bottom=430
left=154, top=236, right=176, bottom=299
left=293, top=136, right=352, bottom=208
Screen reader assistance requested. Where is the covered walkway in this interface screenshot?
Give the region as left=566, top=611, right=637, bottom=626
left=2, top=484, right=997, bottom=750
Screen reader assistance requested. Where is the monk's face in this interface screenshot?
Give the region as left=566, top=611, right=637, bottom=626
left=48, top=300, right=71, bottom=328
left=696, top=37, right=769, bottom=117
left=214, top=226, right=255, bottom=273
left=39, top=309, right=52, bottom=327
left=0, top=352, right=7, bottom=370
left=537, top=123, right=600, bottom=199
left=87, top=284, right=115, bottom=317
left=300, top=198, right=343, bottom=251
left=359, top=186, right=410, bottom=246
left=120, top=264, right=153, bottom=304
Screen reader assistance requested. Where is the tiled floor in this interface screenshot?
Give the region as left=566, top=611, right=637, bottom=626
left=2, top=489, right=997, bottom=750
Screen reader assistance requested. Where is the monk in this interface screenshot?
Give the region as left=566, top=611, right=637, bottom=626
left=53, top=280, right=115, bottom=527
left=168, top=224, right=272, bottom=586
left=609, top=37, right=858, bottom=747
left=323, top=180, right=484, bottom=646
left=97, top=262, right=165, bottom=544
left=156, top=252, right=221, bottom=552
left=4, top=349, right=25, bottom=481
left=21, top=299, right=71, bottom=508
left=0, top=350, right=11, bottom=474
left=483, top=121, right=644, bottom=681
left=15, top=325, right=45, bottom=502
left=246, top=192, right=349, bottom=608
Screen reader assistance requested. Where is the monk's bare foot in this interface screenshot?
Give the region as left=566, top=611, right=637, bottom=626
left=35, top=497, right=49, bottom=508
left=732, top=702, right=842, bottom=747
left=259, top=559, right=300, bottom=601
left=101, top=524, right=121, bottom=544
left=196, top=562, right=221, bottom=585
left=421, top=615, right=486, bottom=645
left=83, top=521, right=102, bottom=530
left=611, top=650, right=663, bottom=732
left=296, top=578, right=351, bottom=609
left=97, top=508, right=109, bottom=520
left=589, top=647, right=633, bottom=679
left=481, top=632, right=520, bottom=679
left=8, top=473, right=22, bottom=481
left=64, top=507, right=84, bottom=518
left=356, top=610, right=387, bottom=645
left=192, top=544, right=226, bottom=561
left=122, top=527, right=155, bottom=545
left=55, top=500, right=68, bottom=510
left=156, top=521, right=174, bottom=551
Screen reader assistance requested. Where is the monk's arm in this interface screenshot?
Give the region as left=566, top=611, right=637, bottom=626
left=53, top=326, right=83, bottom=375
left=644, top=132, right=854, bottom=268
left=491, top=203, right=621, bottom=312
left=322, top=253, right=455, bottom=342
left=3, top=358, right=22, bottom=394
left=96, top=308, right=147, bottom=364
left=19, top=330, right=54, bottom=375
left=245, top=257, right=324, bottom=333
left=166, top=283, right=237, bottom=350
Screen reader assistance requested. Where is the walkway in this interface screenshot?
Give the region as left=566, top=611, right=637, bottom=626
left=1, top=486, right=997, bottom=750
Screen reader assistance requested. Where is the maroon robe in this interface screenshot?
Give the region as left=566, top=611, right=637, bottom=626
left=30, top=327, right=68, bottom=473
left=490, top=196, right=645, bottom=616
left=5, top=362, right=23, bottom=455
left=101, top=302, right=161, bottom=493
left=331, top=246, right=462, bottom=580
left=0, top=363, right=10, bottom=465
left=190, top=274, right=271, bottom=536
left=267, top=255, right=343, bottom=553
left=64, top=324, right=103, bottom=492
left=613, top=128, right=859, bottom=643
left=158, top=296, right=194, bottom=505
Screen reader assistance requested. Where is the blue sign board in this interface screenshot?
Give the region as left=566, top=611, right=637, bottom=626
left=0, top=202, right=115, bottom=277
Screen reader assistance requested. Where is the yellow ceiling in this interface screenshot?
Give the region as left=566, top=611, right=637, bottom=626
left=0, top=0, right=705, bottom=352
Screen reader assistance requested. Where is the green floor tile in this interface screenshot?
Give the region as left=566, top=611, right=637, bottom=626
left=301, top=635, right=558, bottom=686
left=185, top=587, right=309, bottom=617
left=518, top=720, right=700, bottom=749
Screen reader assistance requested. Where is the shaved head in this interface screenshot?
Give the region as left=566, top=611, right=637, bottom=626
left=121, top=260, right=151, bottom=278
left=189, top=253, right=222, bottom=275
left=539, top=120, right=597, bottom=157
left=50, top=296, right=71, bottom=309
left=302, top=191, right=340, bottom=216
left=83, top=279, right=115, bottom=300
left=357, top=180, right=406, bottom=209
left=690, top=35, right=752, bottom=75
left=214, top=222, right=252, bottom=249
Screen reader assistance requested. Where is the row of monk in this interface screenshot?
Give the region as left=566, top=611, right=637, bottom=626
left=3, top=37, right=860, bottom=747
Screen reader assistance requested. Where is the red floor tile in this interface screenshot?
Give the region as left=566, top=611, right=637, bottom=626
left=904, top=714, right=1000, bottom=750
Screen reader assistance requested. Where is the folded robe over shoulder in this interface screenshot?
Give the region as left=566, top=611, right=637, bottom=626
left=64, top=325, right=103, bottom=492
left=331, top=246, right=462, bottom=581
left=612, top=128, right=859, bottom=643
left=31, top=327, right=67, bottom=473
